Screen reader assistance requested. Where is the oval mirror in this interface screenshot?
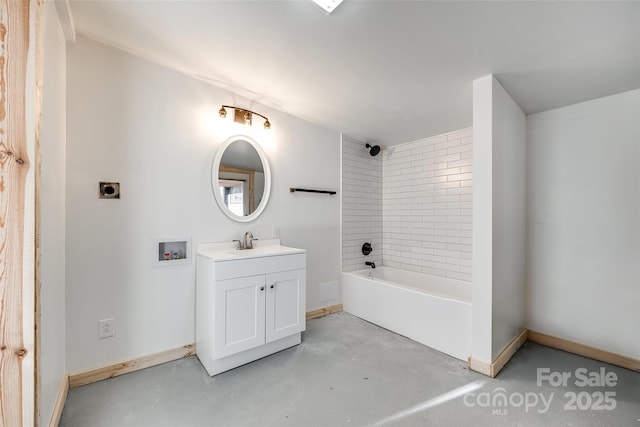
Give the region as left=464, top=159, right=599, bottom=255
left=211, top=135, right=271, bottom=222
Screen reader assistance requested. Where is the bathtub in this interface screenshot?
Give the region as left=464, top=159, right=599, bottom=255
left=342, top=267, right=471, bottom=361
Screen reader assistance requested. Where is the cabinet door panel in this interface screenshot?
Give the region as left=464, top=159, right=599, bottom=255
left=266, top=269, right=306, bottom=342
left=214, top=275, right=265, bottom=358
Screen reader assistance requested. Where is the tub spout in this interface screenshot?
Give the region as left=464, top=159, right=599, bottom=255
left=366, top=261, right=376, bottom=269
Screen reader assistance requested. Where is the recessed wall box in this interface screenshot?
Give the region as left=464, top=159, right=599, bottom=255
left=99, top=182, right=120, bottom=199
left=154, top=236, right=192, bottom=266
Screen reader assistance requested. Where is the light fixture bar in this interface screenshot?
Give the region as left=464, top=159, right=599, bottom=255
left=311, top=0, right=344, bottom=14
left=219, top=105, right=271, bottom=129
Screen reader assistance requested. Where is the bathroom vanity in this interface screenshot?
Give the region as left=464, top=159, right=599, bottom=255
left=195, top=239, right=306, bottom=376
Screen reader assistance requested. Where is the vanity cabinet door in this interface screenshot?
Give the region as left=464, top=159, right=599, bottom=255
left=214, top=274, right=266, bottom=358
left=265, top=269, right=306, bottom=343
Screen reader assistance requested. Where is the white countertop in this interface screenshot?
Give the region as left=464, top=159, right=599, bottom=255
left=197, top=239, right=305, bottom=262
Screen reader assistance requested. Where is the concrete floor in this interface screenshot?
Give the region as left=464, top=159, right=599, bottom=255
left=60, top=312, right=640, bottom=426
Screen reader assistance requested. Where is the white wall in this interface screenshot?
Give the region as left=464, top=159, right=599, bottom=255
left=526, top=89, right=640, bottom=359
left=490, top=78, right=526, bottom=358
left=66, top=36, right=341, bottom=373
left=341, top=135, right=382, bottom=272
left=472, top=75, right=526, bottom=363
left=382, top=129, right=473, bottom=280
left=40, top=1, right=67, bottom=424
left=471, top=75, right=494, bottom=362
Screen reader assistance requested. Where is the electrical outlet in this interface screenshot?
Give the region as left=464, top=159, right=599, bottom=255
left=99, top=318, right=115, bottom=339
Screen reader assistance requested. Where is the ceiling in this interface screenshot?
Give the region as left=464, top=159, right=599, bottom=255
left=68, top=0, right=640, bottom=146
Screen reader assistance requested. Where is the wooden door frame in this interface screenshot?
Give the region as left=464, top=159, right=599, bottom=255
left=219, top=165, right=256, bottom=213
left=0, top=0, right=41, bottom=425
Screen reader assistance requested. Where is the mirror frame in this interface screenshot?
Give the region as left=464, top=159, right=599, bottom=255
left=211, top=135, right=271, bottom=222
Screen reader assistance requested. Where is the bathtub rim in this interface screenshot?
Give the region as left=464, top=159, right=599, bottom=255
left=343, top=267, right=472, bottom=305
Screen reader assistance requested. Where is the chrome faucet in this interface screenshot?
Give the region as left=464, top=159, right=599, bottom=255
left=243, top=231, right=255, bottom=249
left=366, top=261, right=376, bottom=269
left=243, top=231, right=258, bottom=249
left=232, top=231, right=258, bottom=250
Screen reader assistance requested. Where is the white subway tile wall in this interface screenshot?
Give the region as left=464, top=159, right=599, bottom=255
left=341, top=135, right=383, bottom=272
left=382, top=128, right=473, bottom=281
left=341, top=129, right=473, bottom=281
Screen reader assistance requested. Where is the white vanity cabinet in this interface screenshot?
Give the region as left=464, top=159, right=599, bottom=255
left=213, top=268, right=306, bottom=359
left=196, top=241, right=306, bottom=376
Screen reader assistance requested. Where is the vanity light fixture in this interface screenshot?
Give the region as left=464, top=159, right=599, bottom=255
left=218, top=105, right=271, bottom=130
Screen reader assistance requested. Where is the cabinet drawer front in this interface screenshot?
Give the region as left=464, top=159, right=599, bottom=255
left=215, top=253, right=306, bottom=280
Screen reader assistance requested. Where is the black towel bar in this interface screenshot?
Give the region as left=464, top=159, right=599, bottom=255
left=289, top=188, right=337, bottom=195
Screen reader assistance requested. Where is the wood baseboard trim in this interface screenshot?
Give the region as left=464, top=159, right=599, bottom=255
left=306, top=304, right=343, bottom=320
left=468, top=328, right=528, bottom=378
left=467, top=357, right=492, bottom=377
left=491, top=328, right=528, bottom=377
left=69, top=344, right=195, bottom=388
left=470, top=329, right=639, bottom=377
left=67, top=307, right=342, bottom=389
left=66, top=308, right=344, bottom=390
left=527, top=330, right=640, bottom=372
left=49, top=375, right=69, bottom=427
